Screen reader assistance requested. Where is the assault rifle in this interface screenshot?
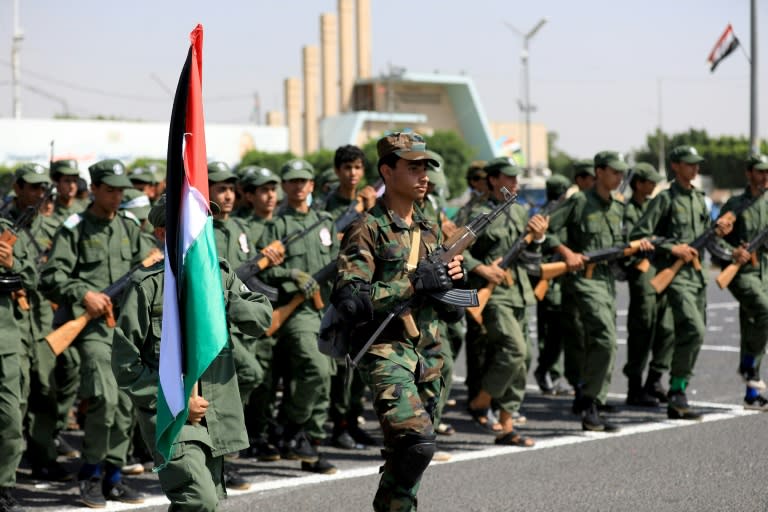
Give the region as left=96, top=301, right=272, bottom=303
left=715, top=226, right=768, bottom=289
left=466, top=193, right=566, bottom=325
left=345, top=188, right=518, bottom=369
left=234, top=217, right=329, bottom=301
left=45, top=248, right=164, bottom=355
left=650, top=191, right=764, bottom=293
left=333, top=180, right=384, bottom=236
left=532, top=237, right=667, bottom=300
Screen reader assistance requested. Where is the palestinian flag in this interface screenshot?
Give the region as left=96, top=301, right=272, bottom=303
left=707, top=24, right=740, bottom=73
left=155, top=24, right=228, bottom=467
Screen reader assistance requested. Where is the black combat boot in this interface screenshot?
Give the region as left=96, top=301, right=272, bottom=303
left=626, top=375, right=660, bottom=407
left=644, top=370, right=668, bottom=403
left=582, top=400, right=620, bottom=433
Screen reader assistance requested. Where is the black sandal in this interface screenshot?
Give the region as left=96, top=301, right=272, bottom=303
left=494, top=430, right=535, bottom=447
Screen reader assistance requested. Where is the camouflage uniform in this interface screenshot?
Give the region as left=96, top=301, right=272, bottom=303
left=112, top=258, right=272, bottom=510
left=335, top=198, right=444, bottom=511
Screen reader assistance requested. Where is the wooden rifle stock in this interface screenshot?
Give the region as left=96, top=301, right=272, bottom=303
left=466, top=283, right=496, bottom=325
left=649, top=258, right=685, bottom=293
left=11, top=290, right=29, bottom=311
left=533, top=279, right=549, bottom=301
left=716, top=262, right=742, bottom=289
left=265, top=289, right=325, bottom=337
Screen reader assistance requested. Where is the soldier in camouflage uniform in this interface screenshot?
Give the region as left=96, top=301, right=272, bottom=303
left=464, top=157, right=547, bottom=446
left=112, top=195, right=273, bottom=511
left=622, top=163, right=674, bottom=407
left=547, top=151, right=653, bottom=432
left=0, top=209, right=37, bottom=512
left=718, top=154, right=768, bottom=410
left=333, top=132, right=464, bottom=511
left=259, top=158, right=339, bottom=474
left=40, top=159, right=152, bottom=508
left=631, top=145, right=733, bottom=421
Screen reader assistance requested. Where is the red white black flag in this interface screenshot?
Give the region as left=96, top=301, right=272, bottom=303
left=707, top=24, right=740, bottom=73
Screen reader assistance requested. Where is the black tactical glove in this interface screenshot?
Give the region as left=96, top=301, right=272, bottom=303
left=411, top=258, right=452, bottom=294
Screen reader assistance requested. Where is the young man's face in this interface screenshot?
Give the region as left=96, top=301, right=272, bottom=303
left=470, top=174, right=488, bottom=194
left=596, top=166, right=623, bottom=191
left=209, top=182, right=236, bottom=215
left=635, top=179, right=656, bottom=198
left=247, top=183, right=279, bottom=217
left=488, top=173, right=518, bottom=197
left=382, top=158, right=428, bottom=202
left=13, top=180, right=47, bottom=209
left=282, top=178, right=314, bottom=205
left=671, top=161, right=699, bottom=184
left=56, top=175, right=79, bottom=201
left=574, top=173, right=595, bottom=191
left=90, top=183, right=124, bottom=214
left=335, top=159, right=365, bottom=191
left=747, top=167, right=768, bottom=191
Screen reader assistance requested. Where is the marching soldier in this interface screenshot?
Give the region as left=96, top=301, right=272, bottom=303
left=630, top=146, right=733, bottom=420
left=112, top=195, right=273, bottom=511
left=719, top=154, right=768, bottom=410
left=332, top=132, right=464, bottom=511
left=50, top=159, right=87, bottom=224
left=40, top=159, right=152, bottom=508
left=547, top=151, right=652, bottom=432
left=622, top=163, right=674, bottom=406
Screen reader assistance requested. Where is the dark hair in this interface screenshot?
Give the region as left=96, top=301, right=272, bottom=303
left=377, top=153, right=400, bottom=179
left=334, top=145, right=366, bottom=169
left=629, top=175, right=642, bottom=191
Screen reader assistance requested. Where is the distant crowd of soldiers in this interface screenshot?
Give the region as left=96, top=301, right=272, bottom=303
left=1, top=138, right=767, bottom=511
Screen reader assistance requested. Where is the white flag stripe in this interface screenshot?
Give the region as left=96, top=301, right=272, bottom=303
left=158, top=254, right=184, bottom=416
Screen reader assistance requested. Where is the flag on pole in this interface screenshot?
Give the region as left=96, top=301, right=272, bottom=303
left=707, top=24, right=740, bottom=73
left=155, top=24, right=228, bottom=467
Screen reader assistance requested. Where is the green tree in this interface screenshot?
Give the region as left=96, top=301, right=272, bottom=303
left=547, top=131, right=576, bottom=179
left=238, top=149, right=295, bottom=173
left=303, top=148, right=335, bottom=175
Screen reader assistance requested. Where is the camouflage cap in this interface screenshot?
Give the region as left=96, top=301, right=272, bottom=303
left=573, top=159, right=595, bottom=177
left=207, top=161, right=238, bottom=183
left=546, top=174, right=572, bottom=196
left=593, top=151, right=629, bottom=172
left=120, top=188, right=151, bottom=220
left=280, top=159, right=315, bottom=181
left=50, top=159, right=80, bottom=177
left=632, top=162, right=663, bottom=183
left=89, top=159, right=133, bottom=188
left=241, top=166, right=281, bottom=187
left=484, top=156, right=519, bottom=177
left=669, top=145, right=704, bottom=164
left=148, top=194, right=166, bottom=228
left=129, top=166, right=158, bottom=184
left=746, top=154, right=768, bottom=171
left=376, top=132, right=438, bottom=166
left=15, top=163, right=52, bottom=185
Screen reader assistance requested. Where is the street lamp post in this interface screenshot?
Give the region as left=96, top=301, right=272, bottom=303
left=11, top=0, right=24, bottom=119
left=505, top=18, right=547, bottom=176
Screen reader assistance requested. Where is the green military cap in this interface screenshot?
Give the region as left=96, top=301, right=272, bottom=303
left=669, top=145, right=704, bottom=164
left=746, top=154, right=768, bottom=170
left=314, top=168, right=338, bottom=191
left=593, top=151, right=629, bottom=172
left=50, top=159, right=79, bottom=177
left=89, top=159, right=133, bottom=188
left=484, top=156, right=520, bottom=177
left=632, top=162, right=663, bottom=183
left=129, top=166, right=158, bottom=184
left=426, top=150, right=446, bottom=184
left=280, top=158, right=315, bottom=181
left=466, top=160, right=488, bottom=181
left=148, top=194, right=166, bottom=228
left=241, top=166, right=281, bottom=187
left=15, top=163, right=52, bottom=185
left=573, top=159, right=595, bottom=177
left=120, top=188, right=151, bottom=220
left=376, top=131, right=439, bottom=166
left=207, top=161, right=237, bottom=183
left=147, top=162, right=166, bottom=180
left=546, top=174, right=572, bottom=196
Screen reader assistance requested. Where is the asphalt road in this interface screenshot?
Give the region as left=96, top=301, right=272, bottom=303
left=16, top=281, right=768, bottom=512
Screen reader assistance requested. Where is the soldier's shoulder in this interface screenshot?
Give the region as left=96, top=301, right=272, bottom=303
left=61, top=213, right=83, bottom=230
left=119, top=210, right=141, bottom=227
left=131, top=261, right=164, bottom=284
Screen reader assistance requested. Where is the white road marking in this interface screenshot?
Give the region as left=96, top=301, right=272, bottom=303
left=616, top=300, right=738, bottom=316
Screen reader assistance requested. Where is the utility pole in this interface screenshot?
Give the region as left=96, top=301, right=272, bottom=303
left=383, top=63, right=405, bottom=130
left=11, top=0, right=24, bottom=119
left=505, top=18, right=547, bottom=176
left=657, top=78, right=665, bottom=175
left=750, top=0, right=759, bottom=155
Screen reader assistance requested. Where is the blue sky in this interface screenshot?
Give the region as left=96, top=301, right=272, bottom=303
left=0, top=0, right=764, bottom=159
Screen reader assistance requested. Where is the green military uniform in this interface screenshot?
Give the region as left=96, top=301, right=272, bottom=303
left=622, top=164, right=674, bottom=403
left=463, top=161, right=539, bottom=419
left=259, top=160, right=338, bottom=447
left=719, top=158, right=768, bottom=403
left=39, top=161, right=152, bottom=482
left=630, top=146, right=711, bottom=418
left=112, top=256, right=272, bottom=511
left=336, top=199, right=444, bottom=511
left=547, top=155, right=626, bottom=410
left=0, top=217, right=36, bottom=500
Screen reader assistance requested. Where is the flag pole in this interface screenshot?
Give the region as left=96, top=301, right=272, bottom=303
left=750, top=0, right=759, bottom=155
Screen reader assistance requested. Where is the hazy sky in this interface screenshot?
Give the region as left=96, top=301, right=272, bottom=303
left=0, top=0, right=764, bottom=159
